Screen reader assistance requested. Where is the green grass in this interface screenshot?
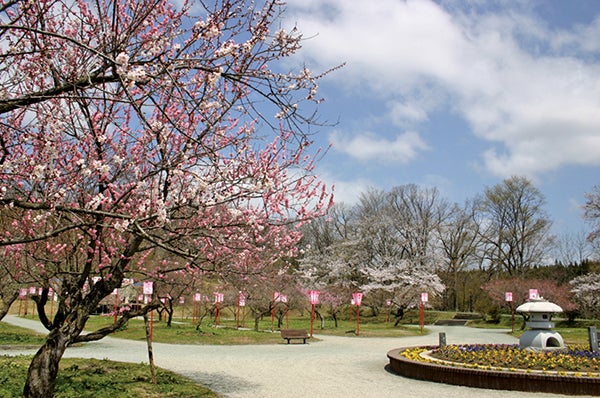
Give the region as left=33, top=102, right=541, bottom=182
left=81, top=311, right=421, bottom=343
left=0, top=356, right=217, bottom=398
left=7, top=309, right=600, bottom=346
left=0, top=322, right=46, bottom=347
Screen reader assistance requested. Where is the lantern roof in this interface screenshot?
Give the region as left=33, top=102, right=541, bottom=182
left=516, top=299, right=563, bottom=314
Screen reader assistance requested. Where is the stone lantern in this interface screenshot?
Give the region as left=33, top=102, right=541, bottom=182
left=516, top=298, right=565, bottom=350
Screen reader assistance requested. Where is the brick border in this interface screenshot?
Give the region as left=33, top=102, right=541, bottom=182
left=387, top=346, right=600, bottom=395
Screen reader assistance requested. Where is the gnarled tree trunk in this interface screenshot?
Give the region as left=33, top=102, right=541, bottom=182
left=23, top=328, right=73, bottom=398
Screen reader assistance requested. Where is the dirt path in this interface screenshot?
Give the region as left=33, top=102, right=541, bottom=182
left=1, top=315, right=592, bottom=398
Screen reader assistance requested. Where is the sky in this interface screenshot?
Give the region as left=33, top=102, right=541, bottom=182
left=278, top=0, right=600, bottom=236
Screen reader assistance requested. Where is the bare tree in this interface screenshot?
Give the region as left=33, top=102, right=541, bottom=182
left=386, top=184, right=449, bottom=269
left=583, top=185, right=600, bottom=258
left=437, top=201, right=483, bottom=310
left=476, top=176, right=552, bottom=276
left=554, top=230, right=594, bottom=265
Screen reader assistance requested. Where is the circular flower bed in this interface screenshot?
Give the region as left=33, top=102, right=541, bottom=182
left=387, top=344, right=600, bottom=395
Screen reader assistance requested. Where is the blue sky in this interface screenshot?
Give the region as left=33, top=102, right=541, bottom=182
left=281, top=0, right=600, bottom=235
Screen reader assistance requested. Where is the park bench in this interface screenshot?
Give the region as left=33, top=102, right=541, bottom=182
left=280, top=329, right=309, bottom=344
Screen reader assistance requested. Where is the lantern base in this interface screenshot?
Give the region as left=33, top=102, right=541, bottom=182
left=519, top=330, right=565, bottom=350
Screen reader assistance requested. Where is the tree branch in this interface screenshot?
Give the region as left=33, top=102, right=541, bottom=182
left=0, top=72, right=117, bottom=115
left=71, top=302, right=161, bottom=343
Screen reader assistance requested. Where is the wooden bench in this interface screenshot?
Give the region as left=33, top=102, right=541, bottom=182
left=280, top=329, right=309, bottom=344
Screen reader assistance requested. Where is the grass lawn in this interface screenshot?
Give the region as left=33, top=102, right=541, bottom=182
left=80, top=310, right=422, bottom=344
left=0, top=356, right=217, bottom=398
left=7, top=309, right=600, bottom=345
left=0, top=321, right=217, bottom=397
left=0, top=322, right=46, bottom=347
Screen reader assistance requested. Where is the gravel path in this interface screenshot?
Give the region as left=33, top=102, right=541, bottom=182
left=1, top=315, right=593, bottom=398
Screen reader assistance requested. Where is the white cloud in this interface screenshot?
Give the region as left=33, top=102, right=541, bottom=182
left=551, top=16, right=600, bottom=53
left=330, top=130, right=429, bottom=163
left=315, top=168, right=373, bottom=206
left=387, top=100, right=429, bottom=126
left=289, top=0, right=466, bottom=93
left=330, top=179, right=371, bottom=206
left=288, top=0, right=600, bottom=178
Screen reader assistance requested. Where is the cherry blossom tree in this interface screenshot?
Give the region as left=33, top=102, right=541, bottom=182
left=353, top=186, right=446, bottom=315
left=151, top=259, right=202, bottom=327
left=570, top=273, right=600, bottom=320
left=483, top=277, right=577, bottom=323
left=296, top=203, right=360, bottom=314
left=298, top=193, right=446, bottom=323
left=0, top=1, right=334, bottom=396
left=224, top=256, right=299, bottom=331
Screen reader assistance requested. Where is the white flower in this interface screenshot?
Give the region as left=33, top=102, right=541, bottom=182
left=115, top=52, right=129, bottom=66
left=87, top=193, right=106, bottom=210
left=114, top=219, right=131, bottom=232
left=207, top=69, right=221, bottom=86
left=215, top=41, right=237, bottom=57
left=228, top=208, right=243, bottom=218
left=91, top=160, right=109, bottom=174
left=32, top=164, right=46, bottom=180
left=242, top=41, right=253, bottom=53
left=194, top=20, right=206, bottom=30
left=203, top=24, right=220, bottom=39
left=126, top=66, right=147, bottom=82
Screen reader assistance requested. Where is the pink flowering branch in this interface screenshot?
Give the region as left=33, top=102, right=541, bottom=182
left=0, top=1, right=338, bottom=396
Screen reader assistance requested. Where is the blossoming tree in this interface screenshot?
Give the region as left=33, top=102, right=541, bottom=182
left=0, top=0, right=334, bottom=396
left=570, top=273, right=600, bottom=319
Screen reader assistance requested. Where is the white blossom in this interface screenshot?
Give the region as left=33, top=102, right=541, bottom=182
left=215, top=41, right=238, bottom=57
left=203, top=24, right=220, bottom=39
left=87, top=193, right=106, bottom=210
left=114, top=219, right=131, bottom=233
left=32, top=164, right=46, bottom=180
left=115, top=52, right=129, bottom=66
left=126, top=66, right=147, bottom=82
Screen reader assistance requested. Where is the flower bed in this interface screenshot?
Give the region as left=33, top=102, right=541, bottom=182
left=428, top=344, right=600, bottom=375
left=387, top=345, right=600, bottom=395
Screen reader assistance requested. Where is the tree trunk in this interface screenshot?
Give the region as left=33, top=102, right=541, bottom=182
left=394, top=307, right=404, bottom=327
left=315, top=310, right=325, bottom=329
left=23, top=330, right=69, bottom=398
left=144, top=314, right=157, bottom=384
left=166, top=307, right=173, bottom=327
left=0, top=289, right=19, bottom=320
left=254, top=315, right=260, bottom=332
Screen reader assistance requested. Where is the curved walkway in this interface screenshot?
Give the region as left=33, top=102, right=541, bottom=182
left=1, top=315, right=593, bottom=398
